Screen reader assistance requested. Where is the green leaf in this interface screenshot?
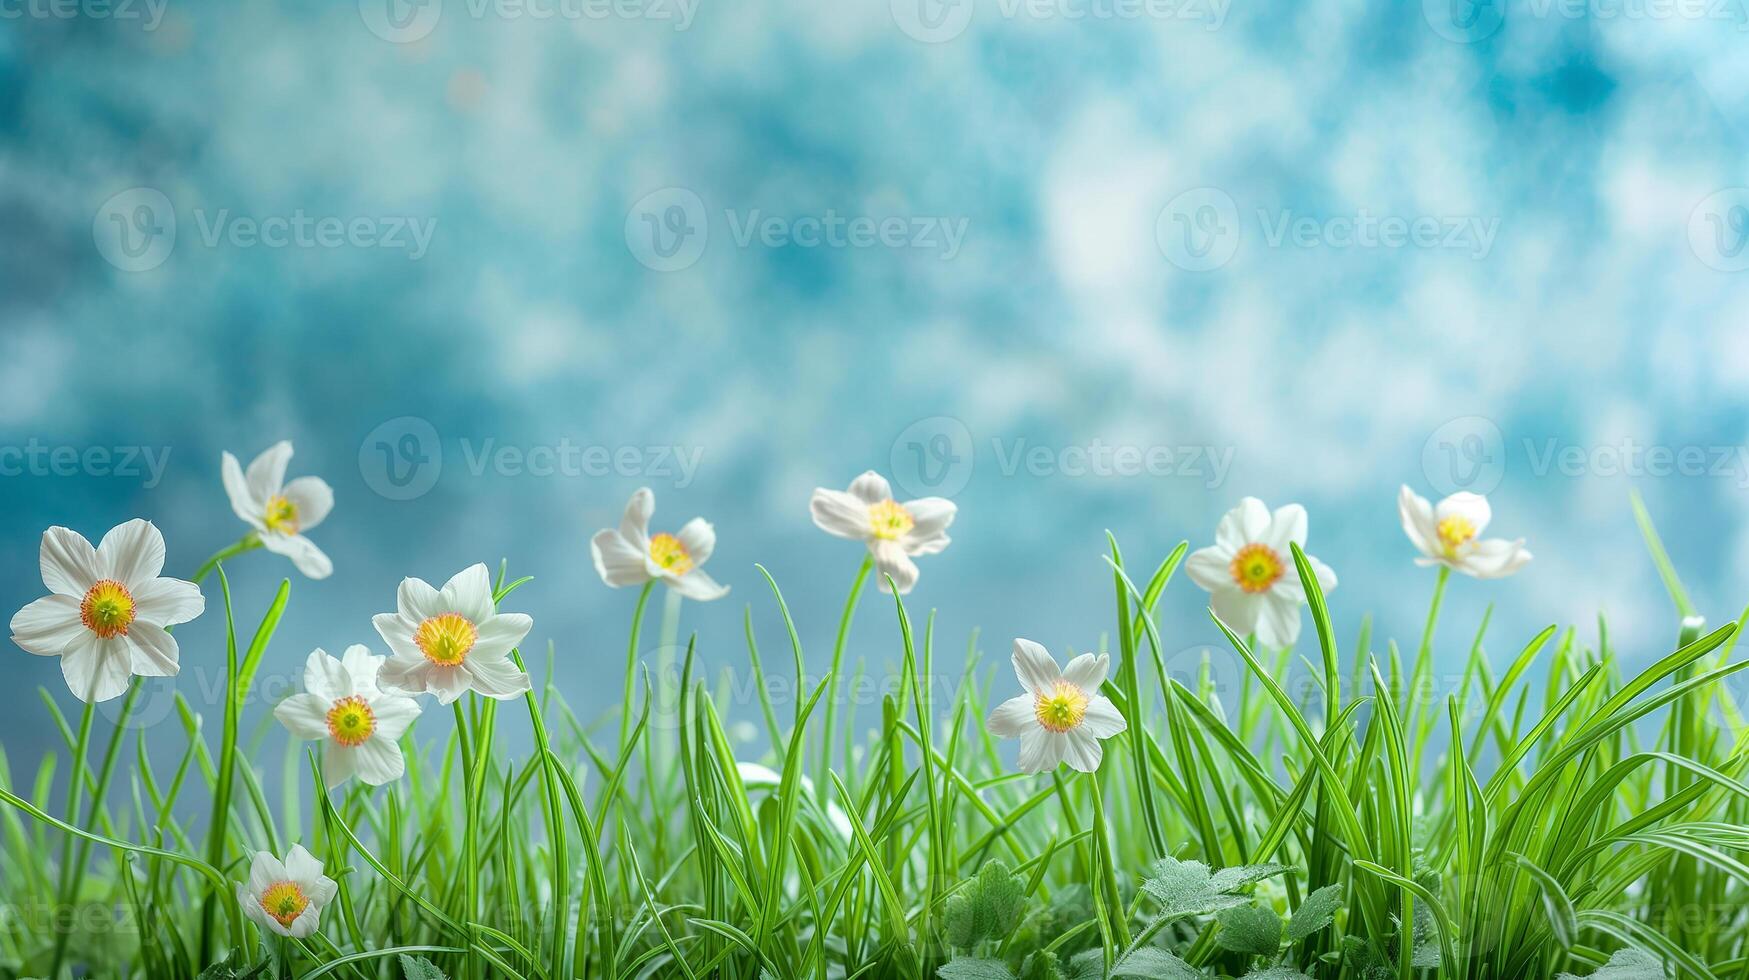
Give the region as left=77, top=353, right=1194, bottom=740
left=1557, top=948, right=1668, bottom=980
left=1216, top=905, right=1282, bottom=956
left=1018, top=950, right=1065, bottom=980
left=399, top=954, right=451, bottom=980
left=1286, top=883, right=1343, bottom=941
left=1111, top=946, right=1201, bottom=978
left=944, top=860, right=1028, bottom=949
left=1208, top=863, right=1292, bottom=893
left=1240, top=969, right=1314, bottom=980
left=1065, top=948, right=1107, bottom=980
left=939, top=957, right=1018, bottom=980
left=196, top=954, right=270, bottom=980
left=1139, top=856, right=1278, bottom=920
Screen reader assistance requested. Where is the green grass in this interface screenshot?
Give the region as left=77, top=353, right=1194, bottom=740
left=3, top=502, right=1748, bottom=980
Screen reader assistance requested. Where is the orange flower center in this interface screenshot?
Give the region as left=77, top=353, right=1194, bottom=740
left=326, top=695, right=377, bottom=747
left=867, top=499, right=914, bottom=541
left=1034, top=681, right=1090, bottom=733
left=258, top=880, right=309, bottom=927
left=415, top=612, right=478, bottom=666
left=648, top=532, right=694, bottom=576
left=1228, top=543, right=1284, bottom=594
left=79, top=579, right=136, bottom=638
left=1437, top=515, right=1476, bottom=557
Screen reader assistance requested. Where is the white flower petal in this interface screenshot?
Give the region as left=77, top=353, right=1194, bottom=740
left=131, top=577, right=204, bottom=627
left=301, top=649, right=349, bottom=701
left=1060, top=653, right=1110, bottom=692
left=1398, top=485, right=1438, bottom=559
left=285, top=845, right=334, bottom=899
left=1253, top=593, right=1303, bottom=650
left=285, top=905, right=320, bottom=939
left=369, top=694, right=422, bottom=741
left=675, top=517, right=716, bottom=565
left=275, top=693, right=333, bottom=740
left=351, top=737, right=405, bottom=786
left=1061, top=729, right=1104, bottom=773
left=1461, top=538, right=1532, bottom=579
left=987, top=694, right=1038, bottom=738
left=1209, top=588, right=1263, bottom=638
left=441, top=564, right=495, bottom=623
left=40, top=526, right=101, bottom=597
left=247, top=851, right=287, bottom=894
left=394, top=577, right=442, bottom=622
left=376, top=656, right=430, bottom=699
left=462, top=656, right=532, bottom=701
left=126, top=623, right=180, bottom=677
left=60, top=632, right=132, bottom=703
left=10, top=594, right=83, bottom=657
left=1017, top=728, right=1064, bottom=773
left=668, top=567, right=729, bottom=602
left=221, top=452, right=264, bottom=528
left=1436, top=492, right=1492, bottom=537
left=245, top=441, right=293, bottom=502
left=373, top=613, right=423, bottom=662
left=322, top=741, right=357, bottom=787
left=870, top=541, right=918, bottom=594
left=1215, top=498, right=1271, bottom=550
left=847, top=471, right=893, bottom=505
left=619, top=488, right=655, bottom=549
left=340, top=645, right=383, bottom=695
left=1263, top=503, right=1308, bottom=553
left=1011, top=638, right=1061, bottom=695
left=258, top=532, right=332, bottom=580
left=281, top=476, right=334, bottom=532
left=810, top=488, right=871, bottom=540
left=904, top=498, right=956, bottom=548
left=592, top=529, right=653, bottom=587
left=1080, top=696, right=1127, bottom=738
left=1185, top=545, right=1235, bottom=593
left=471, top=612, right=534, bottom=660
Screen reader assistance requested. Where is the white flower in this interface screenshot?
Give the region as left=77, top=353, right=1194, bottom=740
left=235, top=844, right=337, bottom=939
left=10, top=520, right=204, bottom=703
left=373, top=564, right=533, bottom=705
left=1186, top=497, right=1336, bottom=650
left=274, top=646, right=422, bottom=788
left=222, top=441, right=334, bottom=580
left=809, top=471, right=955, bottom=595
left=1398, top=485, right=1531, bottom=579
left=986, top=639, right=1127, bottom=773
left=590, top=488, right=728, bottom=601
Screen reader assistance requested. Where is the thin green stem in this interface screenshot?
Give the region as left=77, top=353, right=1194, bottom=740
left=46, top=700, right=95, bottom=977
left=618, top=581, right=656, bottom=753
left=192, top=535, right=262, bottom=586
left=820, top=555, right=873, bottom=784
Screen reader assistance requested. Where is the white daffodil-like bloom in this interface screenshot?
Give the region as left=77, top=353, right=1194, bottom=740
left=590, top=488, right=729, bottom=601
left=1398, top=485, right=1532, bottom=579
left=373, top=564, right=534, bottom=705
left=274, top=646, right=422, bottom=788
left=235, top=844, right=337, bottom=939
left=222, top=441, right=334, bottom=580
left=986, top=639, right=1127, bottom=773
left=1186, top=498, right=1336, bottom=650
left=10, top=520, right=204, bottom=703
left=809, top=471, right=955, bottom=595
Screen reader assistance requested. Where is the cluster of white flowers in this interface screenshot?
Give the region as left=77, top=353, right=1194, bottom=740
left=7, top=443, right=1533, bottom=938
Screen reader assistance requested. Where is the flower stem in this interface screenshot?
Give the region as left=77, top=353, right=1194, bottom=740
left=617, top=581, right=656, bottom=753
left=46, top=700, right=95, bottom=978
left=192, top=534, right=262, bottom=585
left=819, top=555, right=873, bottom=783
left=1085, top=768, right=1131, bottom=957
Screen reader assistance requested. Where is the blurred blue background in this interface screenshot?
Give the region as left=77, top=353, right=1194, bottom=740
left=2, top=0, right=1748, bottom=769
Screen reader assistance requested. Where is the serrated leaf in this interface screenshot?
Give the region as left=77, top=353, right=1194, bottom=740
left=1557, top=948, right=1668, bottom=980
left=197, top=952, right=270, bottom=980
left=1287, top=883, right=1343, bottom=941
left=1208, top=863, right=1292, bottom=893
left=945, top=860, right=1028, bottom=949
left=1139, top=857, right=1250, bottom=920
left=1066, top=948, right=1107, bottom=980
left=1216, top=905, right=1283, bottom=956
left=400, top=954, right=450, bottom=980
left=1240, top=969, right=1314, bottom=980
left=1111, top=946, right=1201, bottom=979
left=1018, top=950, right=1065, bottom=980
left=939, top=956, right=1018, bottom=980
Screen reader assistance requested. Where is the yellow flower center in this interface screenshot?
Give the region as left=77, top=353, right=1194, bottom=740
left=79, top=579, right=136, bottom=638
left=867, top=499, right=914, bottom=541
left=1437, top=515, right=1476, bottom=557
left=264, top=494, right=300, bottom=535
left=415, top=612, right=478, bottom=666
left=648, top=532, right=694, bottom=576
left=1034, top=681, right=1090, bottom=733
left=325, top=695, right=377, bottom=747
left=1229, top=543, right=1284, bottom=594
left=258, top=880, right=310, bottom=927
